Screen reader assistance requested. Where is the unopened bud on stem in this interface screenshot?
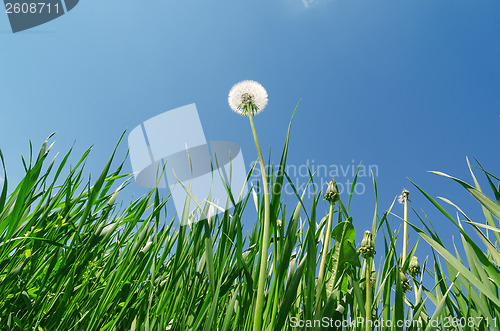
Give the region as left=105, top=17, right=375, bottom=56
left=324, top=180, right=339, bottom=203
left=359, top=230, right=375, bottom=259
left=409, top=256, right=421, bottom=278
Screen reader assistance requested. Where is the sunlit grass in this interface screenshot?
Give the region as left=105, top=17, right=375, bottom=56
left=0, top=114, right=499, bottom=330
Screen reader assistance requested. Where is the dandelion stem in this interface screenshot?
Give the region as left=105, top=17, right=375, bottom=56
left=402, top=197, right=408, bottom=264
left=315, top=201, right=334, bottom=317
left=247, top=108, right=271, bottom=331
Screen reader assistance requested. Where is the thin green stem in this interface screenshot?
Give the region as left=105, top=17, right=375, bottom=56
left=248, top=109, right=271, bottom=331
left=315, top=201, right=334, bottom=317
left=365, top=256, right=372, bottom=331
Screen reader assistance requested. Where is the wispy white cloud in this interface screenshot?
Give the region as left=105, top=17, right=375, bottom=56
left=301, top=0, right=318, bottom=8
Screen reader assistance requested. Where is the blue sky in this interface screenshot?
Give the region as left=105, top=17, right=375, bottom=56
left=1, top=0, right=499, bottom=255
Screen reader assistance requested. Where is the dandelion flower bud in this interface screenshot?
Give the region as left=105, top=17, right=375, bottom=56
left=359, top=230, right=375, bottom=258
left=409, top=256, right=421, bottom=277
left=324, top=180, right=339, bottom=203
left=399, top=268, right=412, bottom=293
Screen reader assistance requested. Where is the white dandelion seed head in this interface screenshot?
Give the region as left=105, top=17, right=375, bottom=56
left=228, top=80, right=268, bottom=116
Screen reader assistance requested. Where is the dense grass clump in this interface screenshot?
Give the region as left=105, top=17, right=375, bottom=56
left=0, top=120, right=499, bottom=330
